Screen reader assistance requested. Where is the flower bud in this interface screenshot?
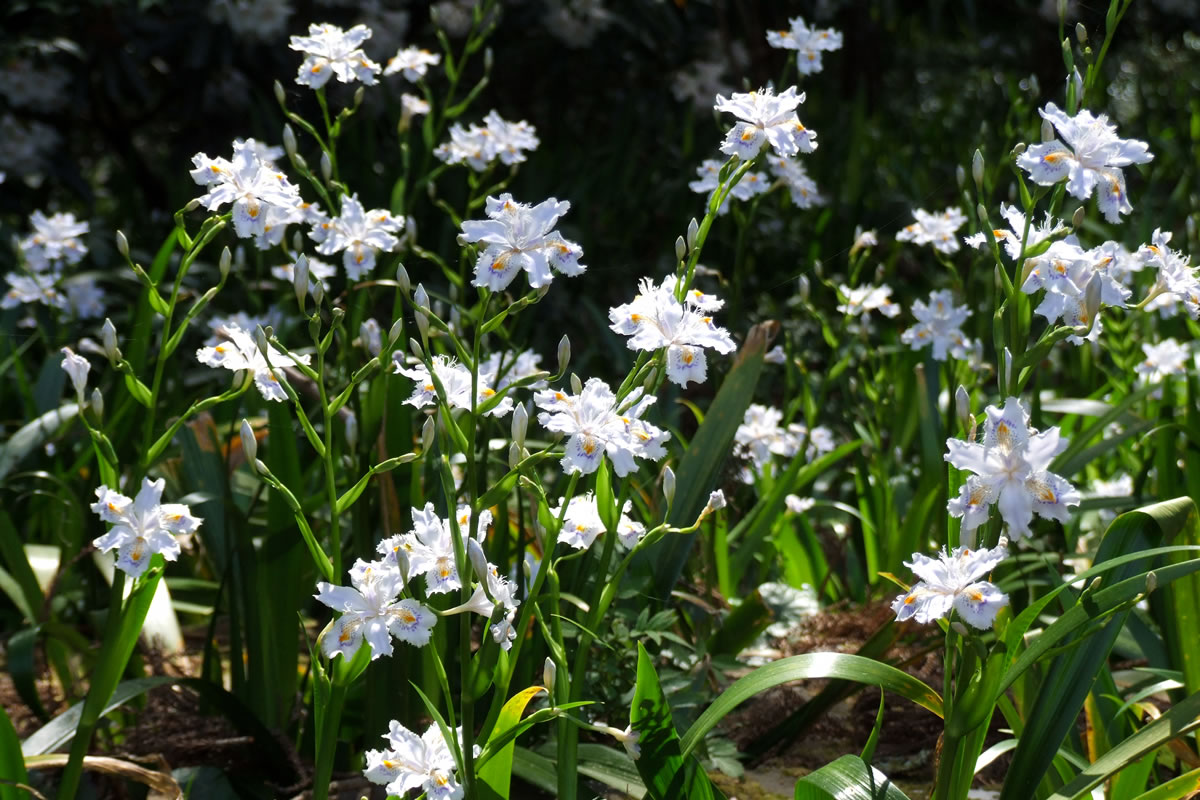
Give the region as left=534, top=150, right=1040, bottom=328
left=353, top=86, right=365, bottom=108
left=415, top=309, right=430, bottom=340
left=663, top=466, right=676, bottom=508
left=511, top=402, right=528, bottom=448
left=955, top=164, right=965, bottom=190
left=557, top=334, right=570, bottom=375
left=283, top=124, right=297, bottom=160
left=408, top=337, right=423, bottom=359
left=795, top=275, right=810, bottom=304
left=1072, top=206, right=1085, bottom=229
left=508, top=441, right=522, bottom=469
left=675, top=236, right=686, bottom=262
left=183, top=198, right=201, bottom=213
left=345, top=411, right=358, bottom=451
left=254, top=458, right=268, bottom=474
left=976, top=203, right=988, bottom=225
left=311, top=280, right=325, bottom=307
left=293, top=254, right=310, bottom=312
left=421, top=415, right=435, bottom=452
left=483, top=46, right=494, bottom=73
left=955, top=385, right=971, bottom=432
left=1083, top=272, right=1102, bottom=331
left=687, top=217, right=699, bottom=250
left=320, top=151, right=332, bottom=184
left=90, top=388, right=104, bottom=419
left=115, top=230, right=129, bottom=259
left=1011, top=143, right=1026, bottom=158
left=1003, top=346, right=1014, bottom=389
left=241, top=419, right=257, bottom=463
left=359, top=318, right=382, bottom=356
left=396, top=263, right=411, bottom=294
left=101, top=318, right=121, bottom=362
left=413, top=283, right=430, bottom=310
left=273, top=79, right=286, bottom=106
left=292, top=230, right=304, bottom=255
left=1075, top=22, right=1087, bottom=44
left=387, top=318, right=404, bottom=347
left=219, top=246, right=232, bottom=280
left=1146, top=570, right=1157, bottom=594
left=467, top=538, right=489, bottom=583
left=543, top=657, right=556, bottom=695
left=1041, top=118, right=1055, bottom=144
left=950, top=621, right=970, bottom=637
left=330, top=307, right=344, bottom=327
left=570, top=373, right=583, bottom=395
left=972, top=149, right=985, bottom=192
left=254, top=325, right=270, bottom=356
left=294, top=153, right=308, bottom=171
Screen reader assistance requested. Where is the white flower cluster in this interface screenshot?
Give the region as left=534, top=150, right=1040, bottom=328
left=893, top=545, right=1009, bottom=630
left=435, top=111, right=540, bottom=171
left=715, top=87, right=817, bottom=160
left=190, top=140, right=305, bottom=244
left=553, top=493, right=645, bottom=551
left=1017, top=102, right=1153, bottom=224
left=837, top=283, right=900, bottom=318
left=289, top=23, right=381, bottom=89
left=1020, top=237, right=1129, bottom=344
left=91, top=478, right=203, bottom=578
left=3, top=210, right=104, bottom=323
left=765, top=16, right=843, bottom=75
left=196, top=322, right=311, bottom=402
left=460, top=194, right=584, bottom=291
left=1140, top=228, right=1200, bottom=319
left=311, top=194, right=405, bottom=280
left=534, top=379, right=669, bottom=477
left=946, top=396, right=1080, bottom=539
left=384, top=46, right=441, bottom=81
left=901, top=290, right=974, bottom=361
left=896, top=207, right=967, bottom=255
left=963, top=203, right=1064, bottom=260
left=608, top=276, right=736, bottom=388
left=735, top=404, right=834, bottom=478
left=364, top=721, right=477, bottom=800
left=393, top=354, right=514, bottom=417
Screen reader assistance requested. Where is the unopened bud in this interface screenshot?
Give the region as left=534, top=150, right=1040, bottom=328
left=1041, top=118, right=1055, bottom=144
left=421, top=415, right=436, bottom=452
left=254, top=326, right=270, bottom=355
left=1072, top=206, right=1085, bottom=229
left=396, top=263, right=411, bottom=294
left=663, top=466, right=676, bottom=508
left=388, top=318, right=404, bottom=347
left=508, top=441, right=522, bottom=469
left=1083, top=273, right=1102, bottom=331
left=254, top=458, right=268, bottom=474
left=483, top=47, right=494, bottom=72
left=955, top=385, right=970, bottom=431
left=183, top=198, right=201, bottom=213
left=345, top=412, right=358, bottom=450
left=467, top=539, right=489, bottom=582
left=1075, top=22, right=1087, bottom=44
left=570, top=373, right=582, bottom=395
left=1011, top=142, right=1027, bottom=157
left=950, top=621, right=970, bottom=637
left=675, top=236, right=686, bottom=262
left=115, top=230, right=129, bottom=259
left=219, top=247, right=232, bottom=280
left=511, top=402, right=528, bottom=448
left=292, top=230, right=304, bottom=254
left=101, top=318, right=121, bottom=362
left=293, top=254, right=310, bottom=311
left=955, top=164, right=966, bottom=190
left=797, top=275, right=810, bottom=303
left=353, top=86, right=364, bottom=108
left=294, top=153, right=308, bottom=171
left=687, top=218, right=699, bottom=250
left=972, top=149, right=985, bottom=191
left=311, top=280, right=325, bottom=307
left=1003, top=346, right=1014, bottom=389
left=273, top=79, right=286, bottom=106
left=415, top=309, right=430, bottom=340
left=241, top=419, right=257, bottom=463
left=90, top=388, right=104, bottom=419
left=557, top=335, right=570, bottom=375
left=320, top=151, right=332, bottom=184
left=1146, top=570, right=1157, bottom=594
left=414, top=283, right=429, bottom=310
left=976, top=203, right=988, bottom=224
left=282, top=124, right=297, bottom=159
left=408, top=337, right=423, bottom=360
left=330, top=307, right=344, bottom=327
left=543, top=657, right=556, bottom=695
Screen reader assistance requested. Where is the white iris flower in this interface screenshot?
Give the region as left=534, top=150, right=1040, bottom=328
left=90, top=478, right=202, bottom=578
left=901, top=290, right=973, bottom=362
left=288, top=23, right=381, bottom=89
left=314, top=559, right=436, bottom=660
left=715, top=86, right=816, bottom=160
left=892, top=545, right=1009, bottom=630
left=364, top=721, right=477, bottom=800
left=534, top=379, right=669, bottom=477
left=460, top=193, right=584, bottom=291
left=196, top=322, right=311, bottom=402
left=313, top=194, right=404, bottom=280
